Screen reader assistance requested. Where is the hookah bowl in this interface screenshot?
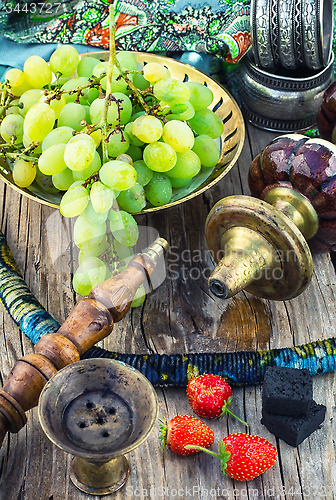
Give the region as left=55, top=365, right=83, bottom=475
left=38, top=358, right=158, bottom=495
left=205, top=134, right=336, bottom=301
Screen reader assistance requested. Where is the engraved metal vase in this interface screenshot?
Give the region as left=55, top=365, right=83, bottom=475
left=239, top=52, right=334, bottom=131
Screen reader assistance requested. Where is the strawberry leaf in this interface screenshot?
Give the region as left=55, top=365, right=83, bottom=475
left=158, top=418, right=168, bottom=449
left=220, top=398, right=248, bottom=426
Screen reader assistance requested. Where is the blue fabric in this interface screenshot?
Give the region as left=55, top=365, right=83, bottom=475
left=0, top=35, right=104, bottom=80
left=0, top=36, right=214, bottom=81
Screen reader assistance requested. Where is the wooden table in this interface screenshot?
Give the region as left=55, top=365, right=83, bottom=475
left=0, top=122, right=335, bottom=500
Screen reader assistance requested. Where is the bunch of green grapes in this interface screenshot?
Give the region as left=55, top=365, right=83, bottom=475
left=0, top=45, right=224, bottom=299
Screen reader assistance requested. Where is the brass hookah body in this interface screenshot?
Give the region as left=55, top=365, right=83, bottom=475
left=205, top=134, right=335, bottom=301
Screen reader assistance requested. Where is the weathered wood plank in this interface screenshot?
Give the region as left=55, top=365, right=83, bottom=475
left=0, top=122, right=335, bottom=500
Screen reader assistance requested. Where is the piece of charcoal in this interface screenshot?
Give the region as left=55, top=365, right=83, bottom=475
left=261, top=400, right=326, bottom=447
left=262, top=367, right=313, bottom=416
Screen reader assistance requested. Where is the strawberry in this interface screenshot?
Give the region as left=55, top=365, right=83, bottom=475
left=186, top=432, right=277, bottom=481
left=159, top=415, right=214, bottom=456
left=187, top=374, right=248, bottom=425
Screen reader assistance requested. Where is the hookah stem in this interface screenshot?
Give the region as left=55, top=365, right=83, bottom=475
left=0, top=233, right=168, bottom=447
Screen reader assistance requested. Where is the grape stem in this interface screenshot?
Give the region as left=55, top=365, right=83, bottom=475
left=0, top=83, right=15, bottom=120
left=100, top=2, right=116, bottom=163
left=2, top=142, right=40, bottom=164
left=113, top=61, right=151, bottom=114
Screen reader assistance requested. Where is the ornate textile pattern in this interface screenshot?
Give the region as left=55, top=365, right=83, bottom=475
left=0, top=229, right=336, bottom=387
left=0, top=0, right=251, bottom=62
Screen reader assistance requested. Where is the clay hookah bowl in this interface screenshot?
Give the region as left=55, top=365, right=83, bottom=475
left=205, top=134, right=336, bottom=300
left=38, top=358, right=158, bottom=495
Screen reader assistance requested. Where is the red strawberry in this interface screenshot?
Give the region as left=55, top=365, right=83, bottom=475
left=159, top=415, right=214, bottom=456
left=187, top=374, right=248, bottom=425
left=186, top=433, right=277, bottom=481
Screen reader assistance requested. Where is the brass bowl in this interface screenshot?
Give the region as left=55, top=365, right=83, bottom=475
left=0, top=52, right=245, bottom=213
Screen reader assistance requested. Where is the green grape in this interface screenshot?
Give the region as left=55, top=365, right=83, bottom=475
left=131, top=110, right=146, bottom=121
left=169, top=176, right=193, bottom=188
left=78, top=236, right=109, bottom=265
left=116, top=153, right=133, bottom=164
left=99, top=160, right=137, bottom=191
left=0, top=114, right=24, bottom=144
left=24, top=103, right=55, bottom=142
left=143, top=142, right=176, bottom=172
left=61, top=77, right=99, bottom=105
left=144, top=173, right=172, bottom=206
left=6, top=99, right=21, bottom=116
left=49, top=45, right=80, bottom=77
left=84, top=201, right=108, bottom=225
left=42, top=126, right=75, bottom=151
left=167, top=150, right=201, bottom=179
left=60, top=183, right=89, bottom=217
left=52, top=168, right=74, bottom=191
left=109, top=93, right=133, bottom=125
left=77, top=56, right=99, bottom=77
left=143, top=62, right=170, bottom=83
left=126, top=145, right=143, bottom=161
left=5, top=68, right=32, bottom=96
left=83, top=105, right=91, bottom=125
left=73, top=257, right=107, bottom=296
left=19, top=89, right=44, bottom=117
left=89, top=129, right=102, bottom=148
left=162, top=120, right=194, bottom=152
left=38, top=143, right=67, bottom=175
left=23, top=55, right=52, bottom=89
left=124, top=122, right=144, bottom=147
left=117, top=183, right=146, bottom=213
left=35, top=168, right=60, bottom=193
left=57, top=102, right=87, bottom=131
left=73, top=213, right=106, bottom=248
left=64, top=134, right=96, bottom=171
left=192, top=134, right=220, bottom=167
left=116, top=51, right=137, bottom=71
left=93, top=62, right=128, bottom=93
left=90, top=181, right=115, bottom=213
left=132, top=115, right=163, bottom=143
left=130, top=284, right=146, bottom=308
left=107, top=131, right=130, bottom=157
left=109, top=210, right=139, bottom=247
left=188, top=108, right=224, bottom=139
left=165, top=101, right=195, bottom=121
left=72, top=150, right=101, bottom=181
left=133, top=73, right=150, bottom=91
left=153, top=78, right=191, bottom=105
left=185, top=82, right=214, bottom=110
left=12, top=159, right=36, bottom=187
left=92, top=61, right=108, bottom=77
left=89, top=98, right=104, bottom=124
left=113, top=239, right=134, bottom=261
left=90, top=95, right=131, bottom=125
left=133, top=159, right=153, bottom=186
left=39, top=93, right=66, bottom=119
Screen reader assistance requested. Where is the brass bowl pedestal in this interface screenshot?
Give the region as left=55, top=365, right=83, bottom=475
left=38, top=358, right=158, bottom=495
left=205, top=187, right=319, bottom=301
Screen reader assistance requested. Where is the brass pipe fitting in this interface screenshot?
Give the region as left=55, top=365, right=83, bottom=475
left=205, top=188, right=318, bottom=301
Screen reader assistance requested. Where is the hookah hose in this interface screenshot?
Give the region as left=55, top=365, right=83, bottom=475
left=1, top=230, right=336, bottom=387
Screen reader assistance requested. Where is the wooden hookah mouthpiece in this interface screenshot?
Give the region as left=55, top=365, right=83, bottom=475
left=0, top=237, right=168, bottom=448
